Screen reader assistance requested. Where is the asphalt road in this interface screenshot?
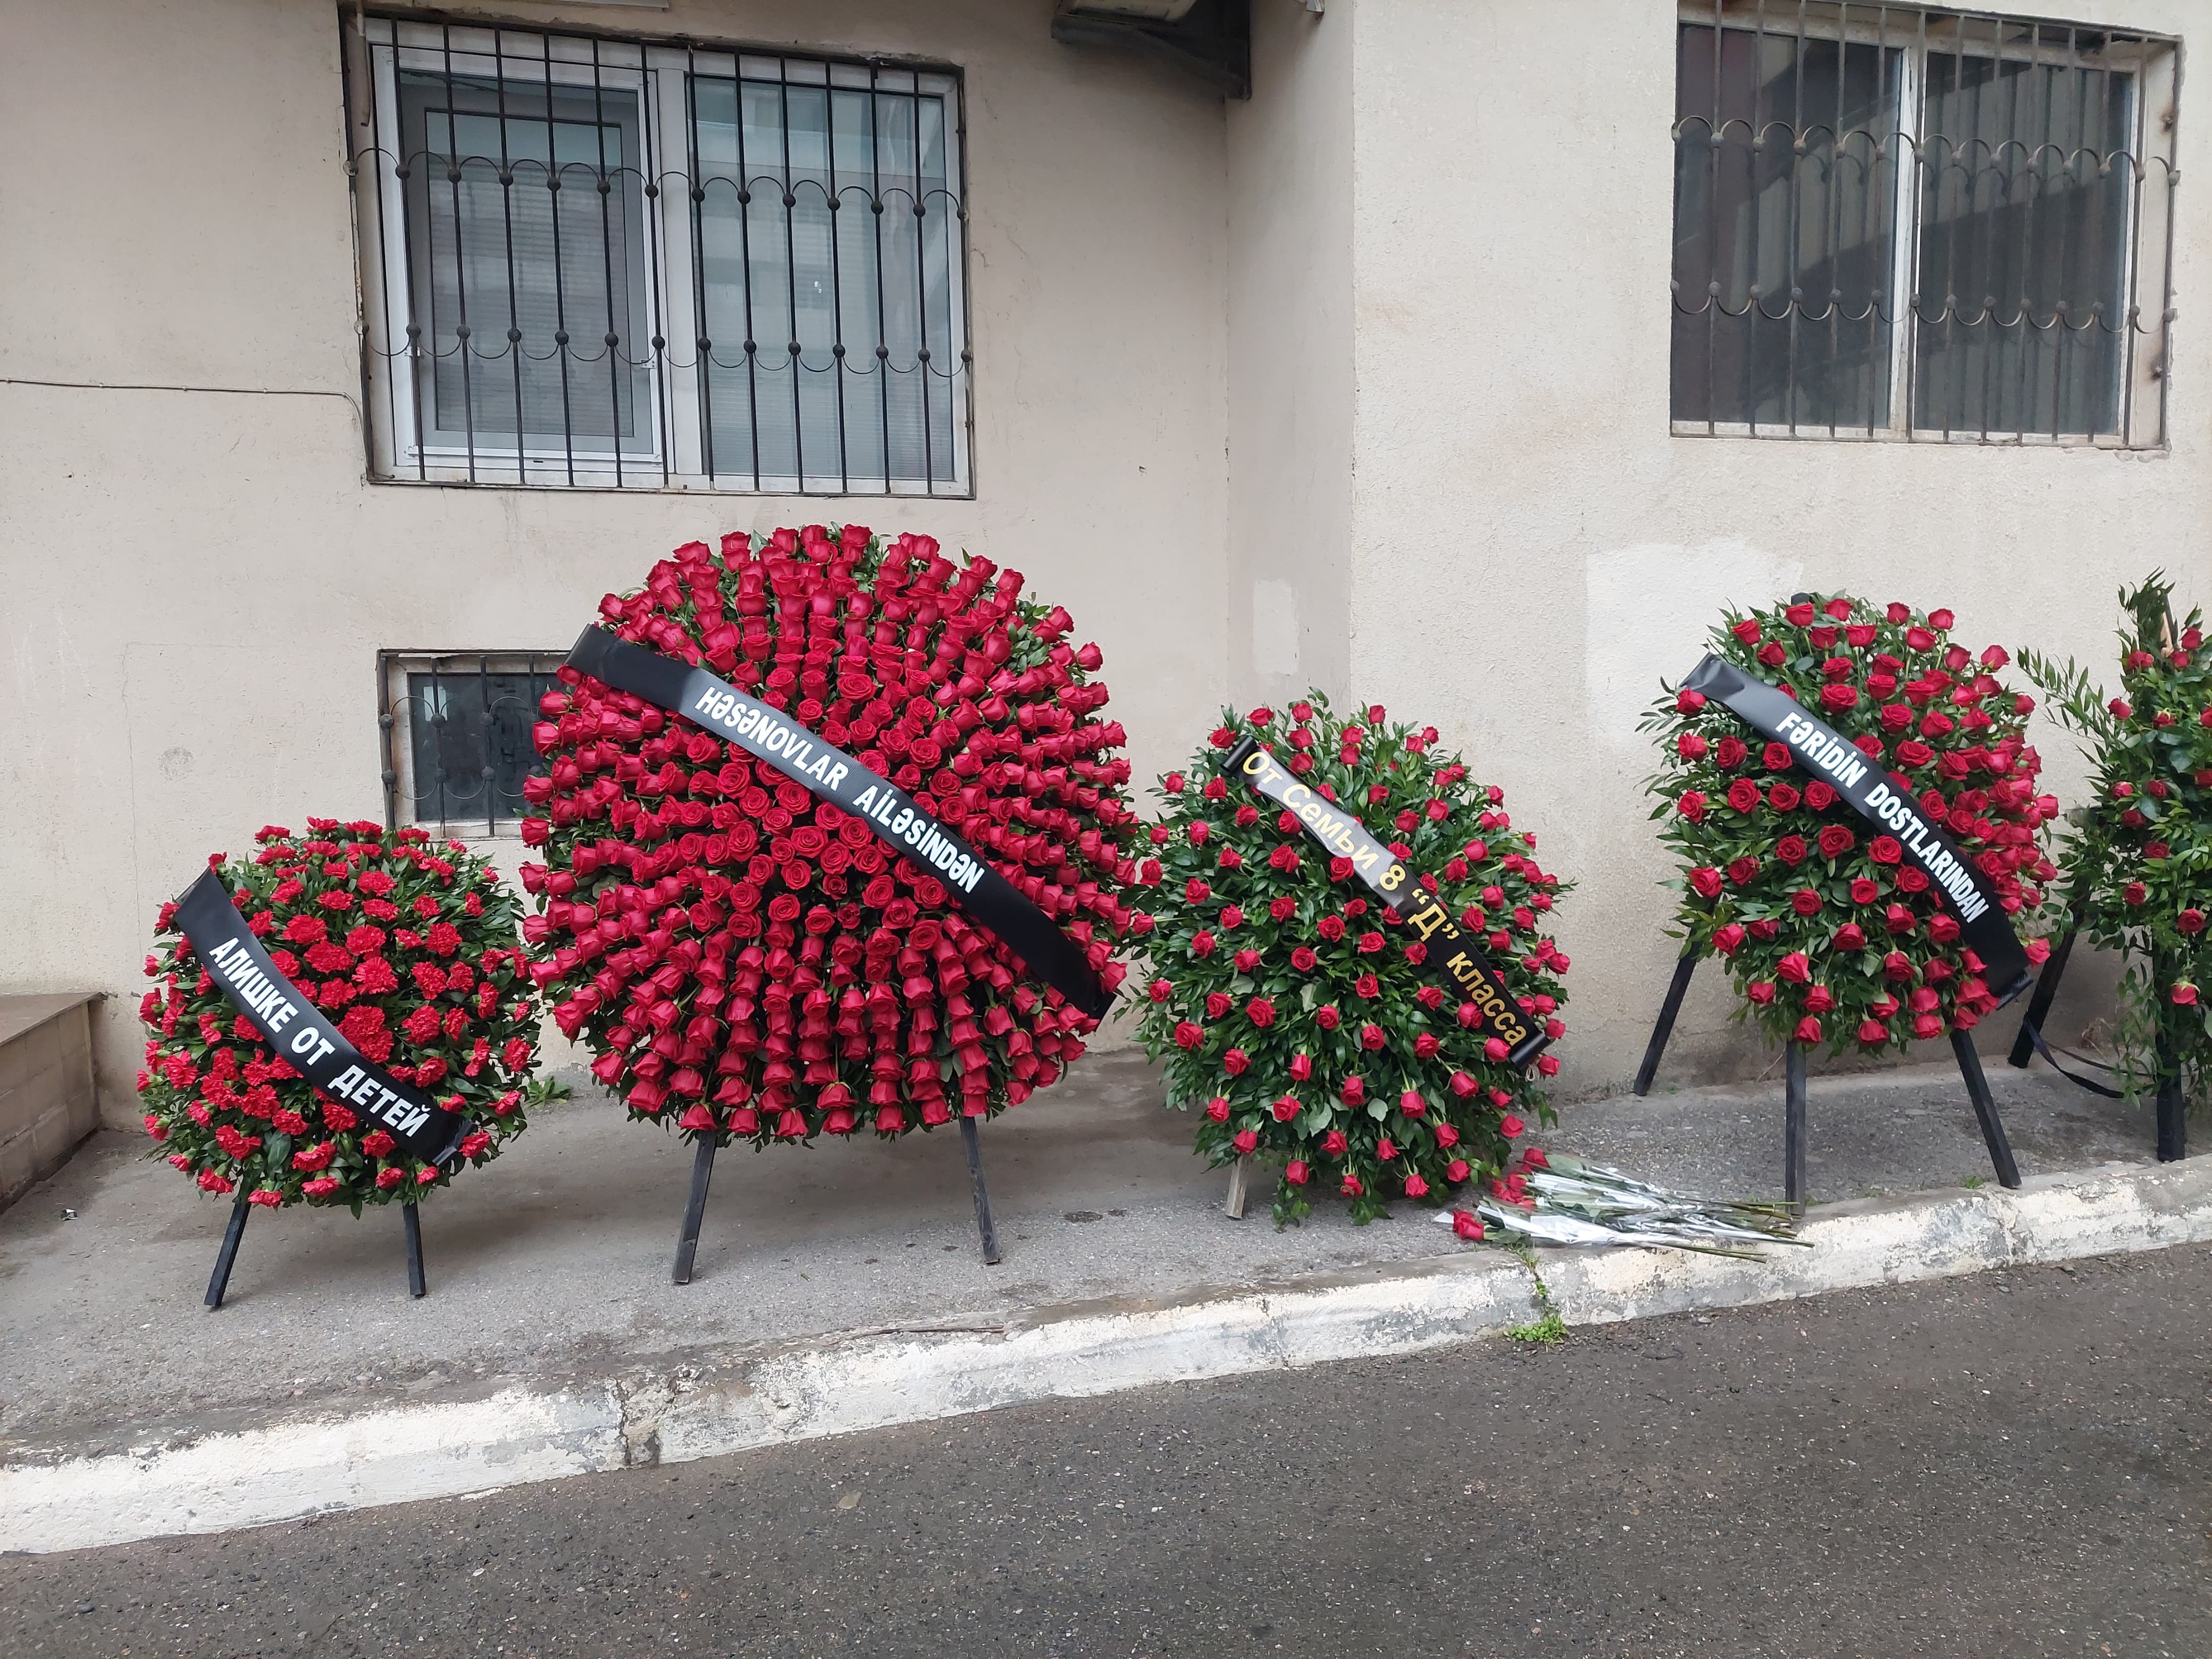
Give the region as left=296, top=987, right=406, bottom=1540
left=7, top=1249, right=2209, bottom=1659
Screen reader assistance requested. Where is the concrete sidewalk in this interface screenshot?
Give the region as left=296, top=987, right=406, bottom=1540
left=2, top=1045, right=2201, bottom=1552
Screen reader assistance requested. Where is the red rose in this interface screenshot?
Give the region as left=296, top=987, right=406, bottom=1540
left=1233, top=1128, right=1260, bottom=1154
left=1794, top=1016, right=1822, bottom=1043
left=1816, top=826, right=1856, bottom=859
left=1222, top=1048, right=1250, bottom=1075
left=1246, top=997, right=1277, bottom=1028
left=1791, top=889, right=1823, bottom=917
left=1205, top=1096, right=1230, bottom=1122
left=1869, top=836, right=1903, bottom=865
left=1285, top=1159, right=1309, bottom=1185
left=2179, top=910, right=2206, bottom=934
left=1677, top=790, right=1708, bottom=822
left=1777, top=952, right=1812, bottom=983
left=1689, top=867, right=1723, bottom=899
left=1767, top=783, right=1802, bottom=812
left=2175, top=984, right=2200, bottom=1007
left=1819, top=683, right=1858, bottom=711
left=1712, top=923, right=1747, bottom=955
left=1726, top=779, right=1760, bottom=814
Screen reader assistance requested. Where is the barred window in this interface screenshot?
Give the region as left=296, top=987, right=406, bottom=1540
left=1671, top=4, right=2177, bottom=445
left=346, top=15, right=970, bottom=493
left=379, top=652, right=567, bottom=836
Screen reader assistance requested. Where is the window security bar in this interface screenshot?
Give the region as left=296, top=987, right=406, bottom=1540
left=1670, top=3, right=2179, bottom=447
left=378, top=651, right=568, bottom=836
left=342, top=14, right=973, bottom=495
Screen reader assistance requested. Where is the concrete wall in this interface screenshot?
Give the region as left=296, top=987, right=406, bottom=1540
left=1227, top=0, right=1353, bottom=707
left=7, top=0, right=2200, bottom=1119
left=1331, top=0, right=2207, bottom=1087
left=0, top=0, right=1231, bottom=1121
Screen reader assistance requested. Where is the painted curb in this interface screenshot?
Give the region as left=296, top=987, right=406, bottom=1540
left=5, top=1158, right=2208, bottom=1554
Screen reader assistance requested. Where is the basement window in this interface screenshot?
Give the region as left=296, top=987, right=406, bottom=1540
left=379, top=651, right=567, bottom=836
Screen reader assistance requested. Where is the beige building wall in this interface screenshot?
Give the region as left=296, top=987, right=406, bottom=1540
left=1323, top=0, right=2206, bottom=1087
left=8, top=0, right=2202, bottom=1122
left=1227, top=0, right=1353, bottom=706
left=0, top=0, right=1232, bottom=1122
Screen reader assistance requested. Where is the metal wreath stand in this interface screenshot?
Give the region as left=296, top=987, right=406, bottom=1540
left=2002, top=899, right=2187, bottom=1162
left=671, top=1115, right=1001, bottom=1285
left=1630, top=939, right=2021, bottom=1209
left=205, top=1193, right=429, bottom=1310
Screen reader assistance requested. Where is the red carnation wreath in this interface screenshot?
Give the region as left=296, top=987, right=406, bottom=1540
left=136, top=822, right=545, bottom=1211
left=1134, top=696, right=1570, bottom=1227
left=1644, top=594, right=2057, bottom=1052
left=521, top=525, right=1139, bottom=1144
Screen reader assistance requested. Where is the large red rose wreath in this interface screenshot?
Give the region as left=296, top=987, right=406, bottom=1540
left=1135, top=696, right=1570, bottom=1226
left=521, top=526, right=1139, bottom=1144
left=1644, top=594, right=2057, bottom=1053
left=137, top=822, right=544, bottom=1212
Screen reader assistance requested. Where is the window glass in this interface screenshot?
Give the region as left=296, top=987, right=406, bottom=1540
left=397, top=72, right=655, bottom=457
left=1914, top=54, right=2134, bottom=437
left=1672, top=24, right=1901, bottom=431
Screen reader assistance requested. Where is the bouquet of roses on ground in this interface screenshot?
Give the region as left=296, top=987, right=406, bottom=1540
left=1134, top=694, right=1569, bottom=1227
left=1641, top=594, right=2058, bottom=1054
left=2022, top=574, right=2210, bottom=1108
left=521, top=526, right=1138, bottom=1147
left=137, top=822, right=543, bottom=1212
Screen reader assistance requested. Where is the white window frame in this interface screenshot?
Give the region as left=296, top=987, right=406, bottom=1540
left=1670, top=3, right=2176, bottom=448
left=350, top=15, right=973, bottom=495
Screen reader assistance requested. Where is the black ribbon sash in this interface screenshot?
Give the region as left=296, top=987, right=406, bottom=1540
left=1682, top=655, right=2032, bottom=1004
left=565, top=626, right=1112, bottom=1020
left=172, top=869, right=468, bottom=1164
left=1224, top=737, right=1549, bottom=1068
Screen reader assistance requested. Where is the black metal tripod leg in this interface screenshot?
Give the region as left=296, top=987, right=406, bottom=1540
left=1952, top=1028, right=2022, bottom=1188
left=960, top=1115, right=1001, bottom=1265
left=1634, top=946, right=1702, bottom=1097
left=673, top=1135, right=718, bottom=1285
left=403, top=1200, right=428, bottom=1298
left=2008, top=924, right=2081, bottom=1069
left=2156, top=1032, right=2186, bottom=1163
left=204, top=1192, right=252, bottom=1310
left=1783, top=1042, right=1808, bottom=1209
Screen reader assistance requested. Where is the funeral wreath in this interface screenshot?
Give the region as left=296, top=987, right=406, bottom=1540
left=1643, top=594, right=2058, bottom=1054
left=522, top=526, right=1139, bottom=1146
left=2022, top=574, right=2212, bottom=1109
left=137, top=822, right=544, bottom=1211
left=1134, top=695, right=1570, bottom=1227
